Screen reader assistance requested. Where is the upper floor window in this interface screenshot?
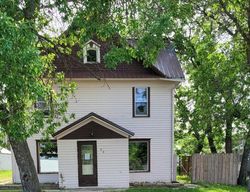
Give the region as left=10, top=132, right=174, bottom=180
left=83, top=40, right=100, bottom=63
left=133, top=87, right=150, bottom=117
left=35, top=98, right=50, bottom=116
left=87, top=49, right=97, bottom=62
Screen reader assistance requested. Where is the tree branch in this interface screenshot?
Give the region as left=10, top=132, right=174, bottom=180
left=23, top=0, right=40, bottom=20
left=218, top=0, right=249, bottom=41
left=37, top=33, right=101, bottom=81
left=200, top=8, right=237, bottom=37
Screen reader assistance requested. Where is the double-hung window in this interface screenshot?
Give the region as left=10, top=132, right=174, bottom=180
left=133, top=87, right=150, bottom=117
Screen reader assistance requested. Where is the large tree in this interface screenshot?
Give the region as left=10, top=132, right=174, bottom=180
left=176, top=0, right=250, bottom=185
left=0, top=13, right=75, bottom=191
left=175, top=7, right=250, bottom=187
left=0, top=4, right=75, bottom=192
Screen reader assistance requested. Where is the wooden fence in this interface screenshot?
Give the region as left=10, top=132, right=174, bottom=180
left=192, top=153, right=241, bottom=185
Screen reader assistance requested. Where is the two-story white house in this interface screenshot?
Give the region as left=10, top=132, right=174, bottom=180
left=11, top=39, right=184, bottom=189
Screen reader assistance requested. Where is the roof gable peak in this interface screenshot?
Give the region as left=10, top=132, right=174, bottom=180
left=53, top=112, right=134, bottom=139
left=84, top=40, right=101, bottom=47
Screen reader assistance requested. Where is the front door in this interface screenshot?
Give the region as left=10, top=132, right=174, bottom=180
left=77, top=141, right=97, bottom=186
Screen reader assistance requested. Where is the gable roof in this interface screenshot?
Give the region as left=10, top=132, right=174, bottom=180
left=54, top=39, right=184, bottom=80
left=53, top=112, right=135, bottom=139
left=84, top=40, right=101, bottom=47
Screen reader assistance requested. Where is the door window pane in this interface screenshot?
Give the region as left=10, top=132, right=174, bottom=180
left=82, top=145, right=93, bottom=175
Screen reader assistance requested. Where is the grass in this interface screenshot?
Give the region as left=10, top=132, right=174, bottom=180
left=177, top=175, right=192, bottom=184
left=127, top=184, right=247, bottom=192
left=127, top=175, right=247, bottom=192
left=0, top=170, right=12, bottom=184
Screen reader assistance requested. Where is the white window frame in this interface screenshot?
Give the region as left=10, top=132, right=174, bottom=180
left=133, top=87, right=149, bottom=117
left=83, top=40, right=101, bottom=63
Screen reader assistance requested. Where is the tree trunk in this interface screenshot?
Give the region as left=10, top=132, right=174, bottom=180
left=247, top=40, right=250, bottom=67
left=225, top=118, right=233, bottom=153
left=206, top=123, right=217, bottom=153
left=237, top=130, right=250, bottom=186
left=193, top=132, right=204, bottom=153
left=9, top=137, right=41, bottom=192
left=194, top=141, right=204, bottom=153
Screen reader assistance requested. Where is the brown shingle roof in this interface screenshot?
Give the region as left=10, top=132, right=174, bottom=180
left=54, top=40, right=184, bottom=80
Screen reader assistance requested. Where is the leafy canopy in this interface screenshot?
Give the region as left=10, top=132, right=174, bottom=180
left=0, top=12, right=75, bottom=141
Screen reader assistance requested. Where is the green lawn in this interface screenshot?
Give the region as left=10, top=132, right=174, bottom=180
left=177, top=175, right=192, bottom=184
left=0, top=170, right=12, bottom=184
left=127, top=184, right=247, bottom=192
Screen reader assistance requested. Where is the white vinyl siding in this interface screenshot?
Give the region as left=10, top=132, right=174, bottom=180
left=58, top=140, right=78, bottom=188
left=64, top=80, right=174, bottom=183
left=57, top=139, right=129, bottom=188
left=97, top=139, right=129, bottom=188
left=11, top=79, right=176, bottom=186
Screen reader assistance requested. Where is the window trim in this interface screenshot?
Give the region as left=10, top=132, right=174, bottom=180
left=129, top=139, right=151, bottom=173
left=132, top=87, right=150, bottom=117
left=83, top=40, right=101, bottom=64
left=36, top=140, right=58, bottom=174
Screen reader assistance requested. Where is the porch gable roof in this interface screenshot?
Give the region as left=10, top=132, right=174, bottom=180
left=53, top=112, right=135, bottom=139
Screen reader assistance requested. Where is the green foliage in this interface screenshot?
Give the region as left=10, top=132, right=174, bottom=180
left=177, top=175, right=191, bottom=184
left=175, top=19, right=250, bottom=155
left=0, top=12, right=75, bottom=141
left=62, top=0, right=193, bottom=67
left=129, top=142, right=148, bottom=171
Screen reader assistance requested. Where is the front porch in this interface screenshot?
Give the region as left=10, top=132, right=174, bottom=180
left=53, top=113, right=134, bottom=189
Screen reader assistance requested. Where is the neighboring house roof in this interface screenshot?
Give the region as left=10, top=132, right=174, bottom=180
left=53, top=112, right=135, bottom=139
left=54, top=39, right=184, bottom=80
left=0, top=148, right=11, bottom=154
